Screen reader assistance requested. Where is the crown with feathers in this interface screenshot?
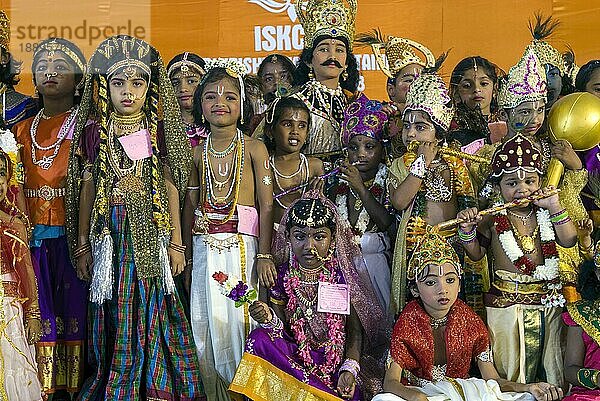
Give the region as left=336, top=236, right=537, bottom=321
left=528, top=13, right=570, bottom=76
left=356, top=30, right=435, bottom=79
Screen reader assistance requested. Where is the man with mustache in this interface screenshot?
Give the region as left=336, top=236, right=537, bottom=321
left=290, top=0, right=359, bottom=163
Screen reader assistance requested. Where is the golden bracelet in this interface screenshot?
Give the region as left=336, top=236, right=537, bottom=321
left=255, top=253, right=273, bottom=260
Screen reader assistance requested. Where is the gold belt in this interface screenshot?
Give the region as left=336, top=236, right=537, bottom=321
left=24, top=185, right=66, bottom=201
left=492, top=279, right=547, bottom=295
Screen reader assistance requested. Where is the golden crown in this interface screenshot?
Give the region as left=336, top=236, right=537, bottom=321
left=0, top=10, right=9, bottom=51
left=408, top=232, right=461, bottom=280
left=357, top=31, right=435, bottom=79
left=404, top=72, right=454, bottom=131
left=498, top=46, right=547, bottom=110
left=296, top=0, right=357, bottom=50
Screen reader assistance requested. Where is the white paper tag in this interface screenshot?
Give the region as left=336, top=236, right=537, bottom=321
left=317, top=282, right=350, bottom=315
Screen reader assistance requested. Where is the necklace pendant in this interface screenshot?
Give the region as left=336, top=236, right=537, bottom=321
left=37, top=156, right=54, bottom=170
left=116, top=174, right=144, bottom=194
left=305, top=307, right=314, bottom=319
left=354, top=198, right=363, bottom=211
left=520, top=235, right=536, bottom=253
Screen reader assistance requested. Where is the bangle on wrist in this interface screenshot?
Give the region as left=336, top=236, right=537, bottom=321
left=259, top=308, right=282, bottom=330
left=458, top=227, right=477, bottom=243
left=339, top=358, right=361, bottom=379
left=73, top=243, right=92, bottom=258
left=169, top=242, right=186, bottom=253
left=256, top=253, right=273, bottom=261
left=409, top=154, right=427, bottom=179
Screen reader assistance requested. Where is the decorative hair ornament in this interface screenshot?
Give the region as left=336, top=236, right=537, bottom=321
left=490, top=133, right=543, bottom=179
left=202, top=58, right=248, bottom=124
left=403, top=53, right=454, bottom=131
left=33, top=38, right=86, bottom=74
left=295, top=0, right=357, bottom=50
left=407, top=230, right=461, bottom=280
left=528, top=13, right=567, bottom=75
left=341, top=93, right=388, bottom=145
left=0, top=129, right=21, bottom=186
left=497, top=46, right=547, bottom=110
left=355, top=30, right=435, bottom=79
left=0, top=10, right=9, bottom=51
left=167, top=52, right=206, bottom=78
left=288, top=197, right=334, bottom=228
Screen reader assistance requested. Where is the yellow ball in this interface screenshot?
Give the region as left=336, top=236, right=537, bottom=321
left=548, top=92, right=600, bottom=151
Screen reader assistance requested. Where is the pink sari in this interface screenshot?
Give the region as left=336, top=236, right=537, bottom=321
left=563, top=304, right=600, bottom=400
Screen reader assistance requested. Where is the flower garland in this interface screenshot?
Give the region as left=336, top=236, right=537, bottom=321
left=494, top=206, right=565, bottom=307
left=283, top=256, right=346, bottom=386
left=336, top=163, right=388, bottom=241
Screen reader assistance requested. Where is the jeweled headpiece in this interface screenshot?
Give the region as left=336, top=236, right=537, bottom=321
left=296, top=0, right=357, bottom=50
left=33, top=38, right=86, bottom=74
left=167, top=52, right=206, bottom=78
left=89, top=36, right=152, bottom=79
left=202, top=58, right=248, bottom=124
left=0, top=10, right=9, bottom=51
left=342, top=93, right=388, bottom=145
left=408, top=231, right=461, bottom=280
left=0, top=129, right=18, bottom=186
left=404, top=66, right=454, bottom=131
left=497, top=47, right=547, bottom=110
left=528, top=14, right=566, bottom=75
left=356, top=30, right=435, bottom=79
left=490, top=134, right=543, bottom=179
left=287, top=197, right=334, bottom=229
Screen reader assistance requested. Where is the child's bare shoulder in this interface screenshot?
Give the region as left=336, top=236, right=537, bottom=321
left=307, top=156, right=324, bottom=175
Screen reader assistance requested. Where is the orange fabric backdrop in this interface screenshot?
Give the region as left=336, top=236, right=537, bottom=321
left=2, top=0, right=599, bottom=100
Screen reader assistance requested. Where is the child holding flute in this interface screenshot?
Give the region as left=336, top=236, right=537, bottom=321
left=457, top=133, right=577, bottom=391
left=387, top=58, right=476, bottom=315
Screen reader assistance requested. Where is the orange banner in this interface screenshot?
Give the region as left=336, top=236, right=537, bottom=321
left=2, top=0, right=599, bottom=101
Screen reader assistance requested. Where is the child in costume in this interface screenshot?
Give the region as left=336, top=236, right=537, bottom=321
left=372, top=232, right=562, bottom=401
left=167, top=52, right=207, bottom=147
left=387, top=59, right=476, bottom=315
left=449, top=56, right=506, bottom=149
left=248, top=54, right=296, bottom=135
left=355, top=32, right=435, bottom=159
left=265, top=96, right=324, bottom=225
left=563, top=246, right=600, bottom=400
left=469, top=46, right=587, bottom=303
left=13, top=37, right=87, bottom=398
left=337, top=93, right=395, bottom=313
left=66, top=35, right=205, bottom=400
left=229, top=192, right=388, bottom=400
left=457, top=133, right=578, bottom=388
left=0, top=137, right=43, bottom=401
left=185, top=59, right=275, bottom=400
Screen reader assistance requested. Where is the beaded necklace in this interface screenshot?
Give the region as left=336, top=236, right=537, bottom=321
left=198, top=129, right=244, bottom=232
left=271, top=154, right=309, bottom=209
left=29, top=107, right=77, bottom=170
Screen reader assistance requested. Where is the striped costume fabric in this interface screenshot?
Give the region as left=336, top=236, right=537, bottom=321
left=78, top=205, right=205, bottom=401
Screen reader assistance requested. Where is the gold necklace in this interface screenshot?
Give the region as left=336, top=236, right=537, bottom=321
left=509, top=218, right=539, bottom=254
left=111, top=111, right=145, bottom=135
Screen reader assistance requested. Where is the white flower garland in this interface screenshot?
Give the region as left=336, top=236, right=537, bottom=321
left=337, top=164, right=388, bottom=242
left=0, top=129, right=18, bottom=154
left=496, top=206, right=564, bottom=307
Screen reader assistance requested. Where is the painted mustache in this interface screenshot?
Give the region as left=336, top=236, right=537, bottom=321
left=321, top=58, right=343, bottom=68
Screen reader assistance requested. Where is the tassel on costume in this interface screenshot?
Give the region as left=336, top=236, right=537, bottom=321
left=159, top=235, right=176, bottom=295
left=90, top=231, right=114, bottom=304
